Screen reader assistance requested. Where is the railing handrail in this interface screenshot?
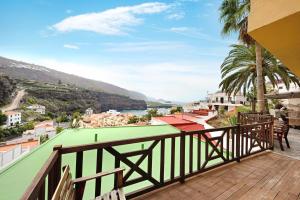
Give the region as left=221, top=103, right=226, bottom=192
left=21, top=149, right=60, bottom=200
left=60, top=132, right=182, bottom=154
left=58, top=123, right=271, bottom=155
left=59, top=125, right=243, bottom=154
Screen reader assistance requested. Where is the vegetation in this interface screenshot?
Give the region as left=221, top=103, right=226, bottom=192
left=170, top=106, right=183, bottom=114
left=147, top=101, right=173, bottom=108
left=70, top=111, right=81, bottom=128
left=0, top=111, right=7, bottom=125
left=56, top=112, right=69, bottom=123
left=21, top=81, right=147, bottom=114
left=236, top=105, right=252, bottom=113
left=40, top=134, right=49, bottom=144
left=0, top=122, right=35, bottom=141
left=208, top=105, right=252, bottom=128
left=219, top=0, right=265, bottom=111
left=228, top=115, right=238, bottom=126
left=143, top=109, right=163, bottom=120
left=56, top=127, right=64, bottom=134
left=219, top=44, right=300, bottom=101
left=0, top=75, right=16, bottom=106
left=127, top=115, right=139, bottom=124
left=218, top=106, right=225, bottom=116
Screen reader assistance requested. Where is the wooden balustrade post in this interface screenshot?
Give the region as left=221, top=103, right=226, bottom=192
left=48, top=145, right=62, bottom=199
left=236, top=124, right=241, bottom=163
left=270, top=116, right=274, bottom=150
left=180, top=131, right=186, bottom=183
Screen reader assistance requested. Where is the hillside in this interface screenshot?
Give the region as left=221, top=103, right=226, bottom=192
left=21, top=81, right=147, bottom=114
left=0, top=56, right=147, bottom=100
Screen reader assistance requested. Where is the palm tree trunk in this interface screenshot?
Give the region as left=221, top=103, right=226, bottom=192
left=255, top=42, right=265, bottom=112
left=263, top=81, right=269, bottom=113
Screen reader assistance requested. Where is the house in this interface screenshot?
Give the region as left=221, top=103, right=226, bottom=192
left=207, top=91, right=247, bottom=105
left=207, top=91, right=247, bottom=111
left=85, top=108, right=93, bottom=116
left=33, top=120, right=55, bottom=137
left=27, top=104, right=46, bottom=115
left=4, top=111, right=21, bottom=127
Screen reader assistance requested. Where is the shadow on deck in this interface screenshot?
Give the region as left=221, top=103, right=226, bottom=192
left=274, top=128, right=300, bottom=160
left=134, top=152, right=300, bottom=200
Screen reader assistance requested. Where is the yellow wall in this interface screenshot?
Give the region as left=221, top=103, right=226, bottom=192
left=248, top=0, right=300, bottom=77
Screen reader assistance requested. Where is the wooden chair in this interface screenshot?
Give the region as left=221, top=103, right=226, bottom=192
left=52, top=165, right=126, bottom=200
left=274, top=119, right=290, bottom=151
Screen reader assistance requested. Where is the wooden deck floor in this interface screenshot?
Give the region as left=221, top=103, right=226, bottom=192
left=134, top=152, right=300, bottom=200
left=274, top=128, right=300, bottom=160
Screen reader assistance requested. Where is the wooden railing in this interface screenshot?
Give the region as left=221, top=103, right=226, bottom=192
left=238, top=112, right=273, bottom=125
left=21, top=121, right=274, bottom=200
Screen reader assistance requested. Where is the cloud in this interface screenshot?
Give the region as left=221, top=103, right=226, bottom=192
left=103, top=41, right=189, bottom=52
left=63, top=44, right=79, bottom=49
left=170, top=27, right=189, bottom=32
left=52, top=2, right=170, bottom=35
left=166, top=12, right=185, bottom=20
left=169, top=26, right=210, bottom=39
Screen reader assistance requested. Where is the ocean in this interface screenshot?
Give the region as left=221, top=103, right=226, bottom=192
left=119, top=108, right=170, bottom=116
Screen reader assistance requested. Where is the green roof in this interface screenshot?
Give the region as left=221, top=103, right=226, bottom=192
left=0, top=125, right=180, bottom=200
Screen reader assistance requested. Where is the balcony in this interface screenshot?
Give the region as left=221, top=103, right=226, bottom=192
left=17, top=112, right=300, bottom=200
left=12, top=113, right=299, bottom=200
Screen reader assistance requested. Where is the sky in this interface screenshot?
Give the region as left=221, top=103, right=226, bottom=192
left=0, top=0, right=237, bottom=102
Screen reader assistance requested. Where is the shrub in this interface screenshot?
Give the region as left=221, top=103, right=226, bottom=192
left=128, top=116, right=139, bottom=124
left=170, top=106, right=183, bottom=114
left=40, top=134, right=49, bottom=144
left=0, top=111, right=7, bottom=125
left=56, top=127, right=64, bottom=134
left=228, top=116, right=238, bottom=126
left=23, top=121, right=35, bottom=130
left=27, top=97, right=37, bottom=104
left=236, top=106, right=251, bottom=113
left=219, top=106, right=225, bottom=116
left=143, top=109, right=162, bottom=120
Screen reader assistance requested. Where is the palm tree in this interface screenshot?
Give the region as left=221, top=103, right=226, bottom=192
left=219, top=0, right=265, bottom=112
left=219, top=44, right=300, bottom=107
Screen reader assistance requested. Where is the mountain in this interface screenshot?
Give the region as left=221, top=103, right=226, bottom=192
left=0, top=56, right=147, bottom=100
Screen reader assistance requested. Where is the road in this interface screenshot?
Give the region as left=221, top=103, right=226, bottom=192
left=1, top=90, right=25, bottom=112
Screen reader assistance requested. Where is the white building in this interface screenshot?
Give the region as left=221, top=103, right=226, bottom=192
left=207, top=91, right=247, bottom=112
left=5, top=111, right=22, bottom=127
left=207, top=91, right=247, bottom=105
left=85, top=108, right=93, bottom=116
left=27, top=104, right=46, bottom=115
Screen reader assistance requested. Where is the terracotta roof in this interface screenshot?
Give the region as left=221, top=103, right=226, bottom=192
left=153, top=116, right=195, bottom=125
left=0, top=140, right=38, bottom=152
left=173, top=123, right=205, bottom=132
left=173, top=113, right=200, bottom=122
